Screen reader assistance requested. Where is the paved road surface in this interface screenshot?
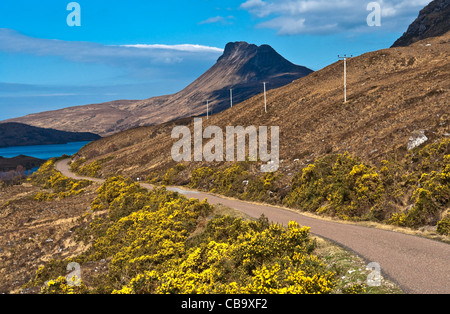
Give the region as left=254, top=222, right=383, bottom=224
left=56, top=159, right=450, bottom=294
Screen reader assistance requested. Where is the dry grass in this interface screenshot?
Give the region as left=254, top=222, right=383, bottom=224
left=313, top=237, right=404, bottom=294
left=75, top=33, right=449, bottom=182
left=0, top=183, right=100, bottom=294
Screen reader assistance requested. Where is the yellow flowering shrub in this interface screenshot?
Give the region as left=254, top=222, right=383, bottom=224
left=184, top=139, right=449, bottom=231
left=113, top=217, right=343, bottom=295
left=41, top=276, right=88, bottom=295
left=162, top=164, right=187, bottom=185
left=283, top=141, right=449, bottom=230
left=437, top=215, right=450, bottom=236
left=387, top=213, right=407, bottom=226
left=98, top=197, right=211, bottom=277
left=397, top=143, right=450, bottom=228
left=284, top=153, right=384, bottom=221
left=189, top=162, right=282, bottom=203
left=189, top=167, right=215, bottom=188
left=211, top=163, right=249, bottom=196
left=70, top=157, right=86, bottom=173
left=243, top=172, right=280, bottom=202
left=71, top=156, right=114, bottom=178
left=342, top=284, right=367, bottom=294
left=31, top=176, right=364, bottom=294
left=30, top=159, right=92, bottom=201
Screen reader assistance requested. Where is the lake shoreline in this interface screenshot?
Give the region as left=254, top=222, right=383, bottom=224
left=0, top=141, right=92, bottom=160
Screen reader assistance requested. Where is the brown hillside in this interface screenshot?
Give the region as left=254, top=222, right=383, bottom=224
left=2, top=100, right=139, bottom=137
left=74, top=32, right=450, bottom=180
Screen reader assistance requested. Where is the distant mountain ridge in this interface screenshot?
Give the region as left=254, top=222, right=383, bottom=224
left=127, top=41, right=313, bottom=124
left=0, top=122, right=101, bottom=148
left=4, top=42, right=313, bottom=136
left=392, top=0, right=450, bottom=47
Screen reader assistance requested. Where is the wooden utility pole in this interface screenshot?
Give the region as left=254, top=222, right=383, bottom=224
left=338, top=55, right=352, bottom=103
left=263, top=82, right=267, bottom=113
left=230, top=89, right=233, bottom=108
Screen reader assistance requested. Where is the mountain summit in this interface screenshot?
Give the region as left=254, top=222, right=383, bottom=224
left=218, top=42, right=311, bottom=82
left=392, top=0, right=450, bottom=47
left=5, top=42, right=312, bottom=136
left=134, top=41, right=313, bottom=117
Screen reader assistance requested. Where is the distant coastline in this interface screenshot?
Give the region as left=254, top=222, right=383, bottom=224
left=0, top=155, right=46, bottom=172
left=0, top=122, right=101, bottom=149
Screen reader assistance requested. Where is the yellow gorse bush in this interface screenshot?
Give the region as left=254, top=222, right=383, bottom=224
left=33, top=176, right=362, bottom=294
left=41, top=276, right=88, bottom=295
left=390, top=140, right=450, bottom=229
left=282, top=139, right=449, bottom=230
left=184, top=139, right=449, bottom=232
left=284, top=153, right=384, bottom=221
left=30, top=159, right=92, bottom=201
left=111, top=209, right=340, bottom=295
left=70, top=156, right=114, bottom=178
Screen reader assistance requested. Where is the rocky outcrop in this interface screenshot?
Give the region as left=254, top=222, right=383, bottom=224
left=408, top=130, right=429, bottom=150
left=392, top=0, right=450, bottom=47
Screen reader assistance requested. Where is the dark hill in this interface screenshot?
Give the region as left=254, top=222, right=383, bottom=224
left=392, top=0, right=450, bottom=47
left=0, top=155, right=46, bottom=172
left=0, top=123, right=101, bottom=148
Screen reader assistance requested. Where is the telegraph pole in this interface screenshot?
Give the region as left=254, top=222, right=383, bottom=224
left=230, top=89, right=233, bottom=108
left=263, top=82, right=267, bottom=113
left=338, top=55, right=352, bottom=103
left=206, top=100, right=209, bottom=119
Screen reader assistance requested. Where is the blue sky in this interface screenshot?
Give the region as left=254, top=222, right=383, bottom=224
left=0, top=0, right=432, bottom=120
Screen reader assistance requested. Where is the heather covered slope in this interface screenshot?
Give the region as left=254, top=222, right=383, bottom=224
left=68, top=33, right=450, bottom=245
left=2, top=100, right=139, bottom=138
left=74, top=33, right=449, bottom=179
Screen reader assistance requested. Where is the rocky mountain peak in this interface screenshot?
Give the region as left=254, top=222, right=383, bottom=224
left=218, top=41, right=258, bottom=62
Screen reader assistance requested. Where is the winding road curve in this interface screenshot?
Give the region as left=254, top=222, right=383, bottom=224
left=56, top=159, right=450, bottom=294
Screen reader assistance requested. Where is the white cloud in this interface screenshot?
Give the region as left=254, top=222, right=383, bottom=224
left=0, top=28, right=223, bottom=67
left=259, top=17, right=307, bottom=34
left=240, top=0, right=433, bottom=35
left=198, top=15, right=235, bottom=25
left=240, top=0, right=269, bottom=17
left=0, top=28, right=225, bottom=108
left=199, top=16, right=227, bottom=24
left=121, top=44, right=224, bottom=53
